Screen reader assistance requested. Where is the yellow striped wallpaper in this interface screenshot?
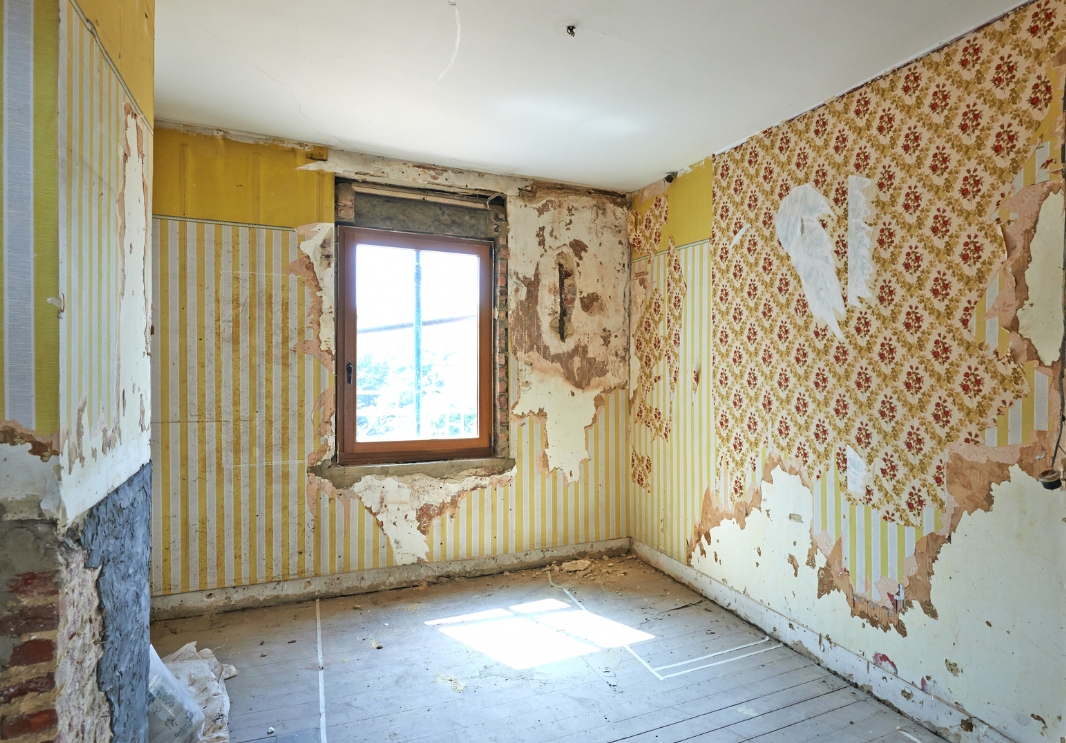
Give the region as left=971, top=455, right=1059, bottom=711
left=151, top=216, right=629, bottom=596
left=0, top=0, right=61, bottom=435
left=629, top=241, right=713, bottom=560
left=60, top=0, right=152, bottom=458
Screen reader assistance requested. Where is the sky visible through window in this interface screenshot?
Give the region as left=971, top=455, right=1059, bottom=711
left=355, top=243, right=480, bottom=442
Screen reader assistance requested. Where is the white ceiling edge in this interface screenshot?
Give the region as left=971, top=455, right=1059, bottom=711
left=155, top=0, right=1034, bottom=192
left=706, top=1, right=1033, bottom=160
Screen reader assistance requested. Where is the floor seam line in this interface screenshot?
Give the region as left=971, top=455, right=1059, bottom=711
left=735, top=696, right=865, bottom=742
left=601, top=678, right=846, bottom=743
left=317, top=598, right=327, bottom=743
left=672, top=688, right=858, bottom=743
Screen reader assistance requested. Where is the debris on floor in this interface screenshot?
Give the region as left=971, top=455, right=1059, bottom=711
left=161, top=642, right=239, bottom=743
left=560, top=559, right=591, bottom=572
left=434, top=673, right=467, bottom=692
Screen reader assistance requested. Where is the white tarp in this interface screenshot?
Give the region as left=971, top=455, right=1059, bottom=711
left=162, top=643, right=238, bottom=743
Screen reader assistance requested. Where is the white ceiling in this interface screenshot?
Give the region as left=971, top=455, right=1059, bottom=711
left=156, top=1, right=1029, bottom=192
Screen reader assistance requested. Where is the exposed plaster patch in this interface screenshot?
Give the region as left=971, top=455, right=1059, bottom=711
left=287, top=223, right=337, bottom=467
left=309, top=463, right=515, bottom=564
left=508, top=190, right=628, bottom=481
left=0, top=420, right=59, bottom=461
left=511, top=369, right=600, bottom=481
left=296, top=223, right=337, bottom=364
left=58, top=106, right=152, bottom=524
left=1017, top=189, right=1064, bottom=365
left=994, top=180, right=1063, bottom=366
left=689, top=464, right=1066, bottom=742
left=845, top=445, right=867, bottom=496
left=846, top=176, right=877, bottom=306
left=775, top=184, right=845, bottom=338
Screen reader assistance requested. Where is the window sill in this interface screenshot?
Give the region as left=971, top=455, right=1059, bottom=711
left=311, top=457, right=516, bottom=489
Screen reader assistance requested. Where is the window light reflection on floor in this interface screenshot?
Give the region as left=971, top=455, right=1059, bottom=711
left=426, top=597, right=654, bottom=670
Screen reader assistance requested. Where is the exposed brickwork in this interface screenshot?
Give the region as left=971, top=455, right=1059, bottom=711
left=0, top=521, right=62, bottom=743
left=7, top=642, right=53, bottom=669
left=0, top=709, right=57, bottom=739
left=0, top=675, right=54, bottom=705
left=5, top=575, right=57, bottom=600
left=491, top=202, right=510, bottom=457
left=0, top=607, right=59, bottom=637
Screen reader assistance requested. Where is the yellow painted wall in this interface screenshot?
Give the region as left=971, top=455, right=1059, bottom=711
left=74, top=0, right=154, bottom=119
left=630, top=156, right=714, bottom=254
left=154, top=128, right=333, bottom=229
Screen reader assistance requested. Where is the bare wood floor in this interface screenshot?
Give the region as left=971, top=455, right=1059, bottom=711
left=151, top=555, right=945, bottom=743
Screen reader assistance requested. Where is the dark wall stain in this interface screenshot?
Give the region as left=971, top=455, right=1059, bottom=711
left=579, top=292, right=603, bottom=315
left=511, top=265, right=612, bottom=389
left=569, top=239, right=589, bottom=260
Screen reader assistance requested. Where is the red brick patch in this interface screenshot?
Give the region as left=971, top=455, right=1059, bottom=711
left=0, top=674, right=55, bottom=705
left=0, top=604, right=59, bottom=636
left=7, top=639, right=54, bottom=667
left=7, top=572, right=58, bottom=598
left=0, top=708, right=58, bottom=738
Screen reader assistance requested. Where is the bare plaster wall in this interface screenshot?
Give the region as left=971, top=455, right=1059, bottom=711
left=508, top=189, right=630, bottom=482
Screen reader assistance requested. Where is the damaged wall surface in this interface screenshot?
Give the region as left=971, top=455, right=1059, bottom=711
left=150, top=133, right=631, bottom=595
left=1, top=1, right=156, bottom=741
left=630, top=4, right=1066, bottom=742
left=509, top=189, right=630, bottom=481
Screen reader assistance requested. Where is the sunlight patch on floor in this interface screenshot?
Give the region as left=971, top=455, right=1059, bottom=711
left=426, top=596, right=654, bottom=670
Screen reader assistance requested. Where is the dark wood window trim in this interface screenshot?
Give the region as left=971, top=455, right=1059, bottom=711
left=336, top=226, right=495, bottom=465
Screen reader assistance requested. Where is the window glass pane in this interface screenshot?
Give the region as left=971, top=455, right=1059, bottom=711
left=355, top=243, right=480, bottom=442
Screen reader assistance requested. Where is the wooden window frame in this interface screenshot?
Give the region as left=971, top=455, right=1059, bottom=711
left=336, top=226, right=495, bottom=465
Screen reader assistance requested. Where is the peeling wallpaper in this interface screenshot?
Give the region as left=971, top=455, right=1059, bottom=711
left=630, top=3, right=1065, bottom=741
left=150, top=187, right=630, bottom=595
left=509, top=189, right=630, bottom=481
left=0, top=0, right=153, bottom=524
left=58, top=0, right=153, bottom=522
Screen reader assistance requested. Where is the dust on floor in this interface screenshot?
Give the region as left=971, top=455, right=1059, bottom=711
left=151, top=555, right=945, bottom=743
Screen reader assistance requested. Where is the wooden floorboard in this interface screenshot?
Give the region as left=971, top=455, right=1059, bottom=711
left=151, top=555, right=947, bottom=743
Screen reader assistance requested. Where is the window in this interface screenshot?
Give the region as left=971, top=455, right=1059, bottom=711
left=337, top=226, right=494, bottom=464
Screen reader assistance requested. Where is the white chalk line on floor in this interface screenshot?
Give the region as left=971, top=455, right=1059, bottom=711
left=549, top=571, right=782, bottom=682
left=316, top=598, right=327, bottom=743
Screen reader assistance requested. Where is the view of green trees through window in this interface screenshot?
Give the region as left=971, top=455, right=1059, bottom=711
left=355, top=243, right=480, bottom=442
